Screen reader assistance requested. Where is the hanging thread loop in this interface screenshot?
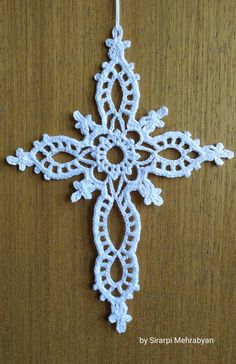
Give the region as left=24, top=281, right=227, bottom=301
left=113, top=0, right=123, bottom=40
left=116, top=0, right=120, bottom=27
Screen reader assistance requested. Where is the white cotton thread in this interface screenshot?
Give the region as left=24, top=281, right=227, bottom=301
left=116, top=0, right=120, bottom=27
left=6, top=15, right=234, bottom=334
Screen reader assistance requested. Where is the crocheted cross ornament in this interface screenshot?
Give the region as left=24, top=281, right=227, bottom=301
left=7, top=25, right=234, bottom=333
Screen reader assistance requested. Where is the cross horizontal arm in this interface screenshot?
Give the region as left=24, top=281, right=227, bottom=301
left=136, top=131, right=234, bottom=179
left=6, top=134, right=95, bottom=180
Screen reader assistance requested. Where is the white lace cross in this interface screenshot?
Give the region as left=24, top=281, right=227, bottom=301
left=7, top=25, right=234, bottom=333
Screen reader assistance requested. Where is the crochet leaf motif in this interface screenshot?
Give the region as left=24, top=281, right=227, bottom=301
left=6, top=25, right=234, bottom=333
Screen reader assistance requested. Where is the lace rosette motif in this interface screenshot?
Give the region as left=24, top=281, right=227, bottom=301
left=7, top=25, right=234, bottom=333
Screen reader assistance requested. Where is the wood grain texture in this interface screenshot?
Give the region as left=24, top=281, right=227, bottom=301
left=0, top=1, right=235, bottom=363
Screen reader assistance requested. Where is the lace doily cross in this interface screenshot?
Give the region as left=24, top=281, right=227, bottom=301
left=6, top=24, right=233, bottom=333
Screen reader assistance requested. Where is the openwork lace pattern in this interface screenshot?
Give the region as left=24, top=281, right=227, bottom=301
left=7, top=25, right=234, bottom=333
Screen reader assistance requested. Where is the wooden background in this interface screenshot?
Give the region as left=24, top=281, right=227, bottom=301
left=0, top=1, right=235, bottom=363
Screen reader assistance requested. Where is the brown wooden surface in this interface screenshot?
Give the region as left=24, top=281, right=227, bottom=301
left=0, top=1, right=236, bottom=363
